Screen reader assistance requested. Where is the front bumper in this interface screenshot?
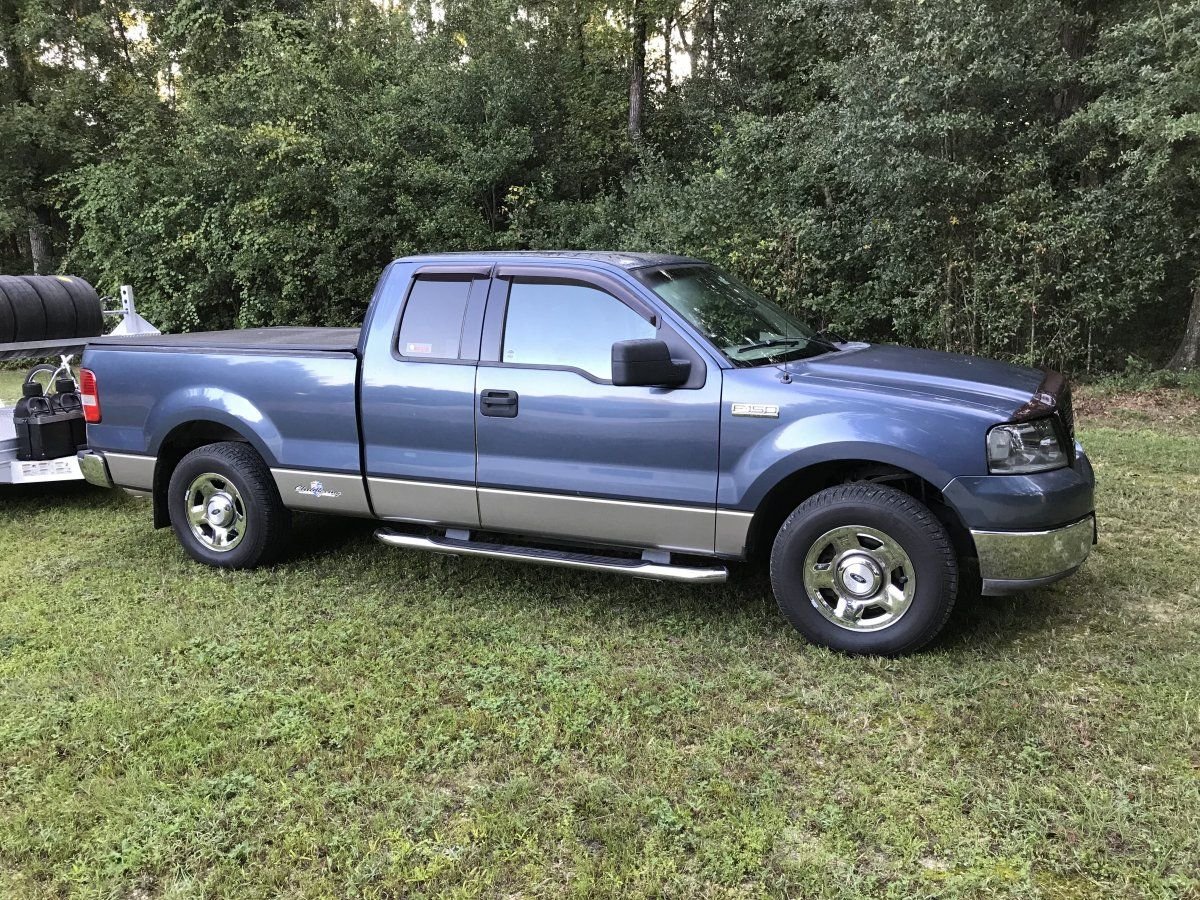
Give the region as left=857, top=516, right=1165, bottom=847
left=945, top=441, right=1096, bottom=595
left=77, top=449, right=114, bottom=489
left=971, top=514, right=1095, bottom=595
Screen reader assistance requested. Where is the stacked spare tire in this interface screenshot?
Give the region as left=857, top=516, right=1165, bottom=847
left=0, top=275, right=105, bottom=344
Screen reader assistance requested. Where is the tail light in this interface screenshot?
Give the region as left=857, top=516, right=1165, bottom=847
left=79, top=368, right=101, bottom=423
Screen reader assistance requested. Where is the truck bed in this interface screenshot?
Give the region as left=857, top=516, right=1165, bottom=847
left=89, top=327, right=361, bottom=355
left=83, top=333, right=363, bottom=474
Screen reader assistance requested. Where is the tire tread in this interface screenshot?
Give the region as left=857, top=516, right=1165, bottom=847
left=168, top=441, right=291, bottom=569
left=771, top=483, right=958, bottom=655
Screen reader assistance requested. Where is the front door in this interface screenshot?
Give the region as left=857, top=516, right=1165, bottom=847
left=474, top=265, right=722, bottom=554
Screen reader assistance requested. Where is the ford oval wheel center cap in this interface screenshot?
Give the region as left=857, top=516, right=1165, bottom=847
left=837, top=555, right=882, bottom=598
left=206, top=495, right=235, bottom=528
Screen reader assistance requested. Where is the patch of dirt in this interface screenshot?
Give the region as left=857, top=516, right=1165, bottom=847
left=1074, top=387, right=1200, bottom=431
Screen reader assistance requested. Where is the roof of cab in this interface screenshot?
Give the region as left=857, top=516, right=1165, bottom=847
left=395, top=250, right=703, bottom=271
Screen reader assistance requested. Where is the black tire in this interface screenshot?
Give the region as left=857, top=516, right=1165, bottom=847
left=20, top=275, right=76, bottom=339
left=167, top=441, right=292, bottom=569
left=770, top=484, right=958, bottom=655
left=0, top=275, right=46, bottom=342
left=0, top=285, right=15, bottom=343
left=59, top=276, right=104, bottom=337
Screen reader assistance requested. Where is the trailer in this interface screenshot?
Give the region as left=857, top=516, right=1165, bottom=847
left=1, top=282, right=158, bottom=486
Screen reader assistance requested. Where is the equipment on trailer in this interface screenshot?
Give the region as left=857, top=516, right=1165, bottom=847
left=1, top=278, right=159, bottom=486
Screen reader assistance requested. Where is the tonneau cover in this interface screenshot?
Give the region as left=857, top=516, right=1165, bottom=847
left=89, top=326, right=361, bottom=354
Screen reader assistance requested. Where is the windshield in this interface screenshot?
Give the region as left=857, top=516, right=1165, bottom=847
left=636, top=265, right=835, bottom=366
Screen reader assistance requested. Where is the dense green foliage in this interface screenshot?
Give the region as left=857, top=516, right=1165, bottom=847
left=2, top=0, right=1199, bottom=370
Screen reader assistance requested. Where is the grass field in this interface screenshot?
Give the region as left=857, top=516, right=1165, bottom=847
left=1, top=381, right=1198, bottom=898
left=1, top=368, right=28, bottom=404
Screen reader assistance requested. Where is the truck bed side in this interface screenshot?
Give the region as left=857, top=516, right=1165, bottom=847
left=82, top=341, right=363, bottom=512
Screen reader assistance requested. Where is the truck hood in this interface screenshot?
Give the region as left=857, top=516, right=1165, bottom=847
left=785, top=343, right=1044, bottom=420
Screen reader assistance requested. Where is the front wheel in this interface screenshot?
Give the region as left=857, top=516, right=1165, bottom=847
left=167, top=441, right=291, bottom=569
left=770, top=484, right=958, bottom=655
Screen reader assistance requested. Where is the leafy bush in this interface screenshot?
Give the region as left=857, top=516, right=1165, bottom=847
left=2, top=0, right=1197, bottom=373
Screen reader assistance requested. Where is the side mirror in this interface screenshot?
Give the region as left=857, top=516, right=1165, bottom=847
left=611, top=339, right=691, bottom=387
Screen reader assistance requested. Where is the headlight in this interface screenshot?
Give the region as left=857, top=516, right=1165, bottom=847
left=986, top=418, right=1067, bottom=474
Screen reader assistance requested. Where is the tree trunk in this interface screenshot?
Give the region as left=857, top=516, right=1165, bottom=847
left=1168, top=281, right=1200, bottom=371
left=663, top=13, right=673, bottom=93
left=628, top=1, right=646, bottom=145
left=687, top=1, right=705, bottom=74
left=28, top=207, right=51, bottom=275
left=573, top=0, right=586, bottom=70
left=705, top=0, right=716, bottom=69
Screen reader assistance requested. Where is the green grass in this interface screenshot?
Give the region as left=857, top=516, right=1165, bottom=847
left=2, top=404, right=1198, bottom=898
left=1, top=368, right=26, bottom=405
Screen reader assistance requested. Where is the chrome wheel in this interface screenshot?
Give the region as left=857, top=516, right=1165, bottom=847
left=802, top=525, right=917, bottom=632
left=184, top=473, right=247, bottom=552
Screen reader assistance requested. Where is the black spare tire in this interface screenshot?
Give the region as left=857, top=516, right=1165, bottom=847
left=20, top=275, right=76, bottom=339
left=0, top=276, right=47, bottom=342
left=58, top=276, right=104, bottom=337
left=0, top=284, right=15, bottom=343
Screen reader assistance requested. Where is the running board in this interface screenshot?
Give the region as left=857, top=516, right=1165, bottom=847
left=374, top=529, right=728, bottom=583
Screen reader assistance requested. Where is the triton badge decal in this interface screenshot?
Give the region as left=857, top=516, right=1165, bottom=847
left=731, top=403, right=780, bottom=418
left=297, top=480, right=343, bottom=499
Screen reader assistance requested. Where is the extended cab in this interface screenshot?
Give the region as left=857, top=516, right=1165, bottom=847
left=77, top=253, right=1096, bottom=654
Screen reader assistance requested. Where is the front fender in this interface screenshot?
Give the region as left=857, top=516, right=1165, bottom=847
left=145, top=386, right=283, bottom=466
left=720, top=408, right=988, bottom=511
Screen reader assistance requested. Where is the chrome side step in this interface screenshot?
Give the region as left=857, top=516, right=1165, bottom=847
left=374, top=528, right=728, bottom=583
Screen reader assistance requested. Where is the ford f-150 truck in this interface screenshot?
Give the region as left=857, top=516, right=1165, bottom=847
left=77, top=252, right=1095, bottom=654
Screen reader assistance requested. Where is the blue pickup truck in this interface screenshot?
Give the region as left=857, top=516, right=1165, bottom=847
left=77, top=252, right=1095, bottom=654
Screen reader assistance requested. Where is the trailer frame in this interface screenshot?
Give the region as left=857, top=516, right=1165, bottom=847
left=1, top=285, right=157, bottom=486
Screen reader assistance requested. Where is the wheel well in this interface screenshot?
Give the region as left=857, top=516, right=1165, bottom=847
left=746, top=460, right=976, bottom=564
left=151, top=421, right=254, bottom=528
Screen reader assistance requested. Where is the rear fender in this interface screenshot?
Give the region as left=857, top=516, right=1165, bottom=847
left=145, top=387, right=282, bottom=466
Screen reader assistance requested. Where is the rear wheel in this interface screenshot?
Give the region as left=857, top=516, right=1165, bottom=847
left=167, top=441, right=291, bottom=569
left=770, top=484, right=958, bottom=655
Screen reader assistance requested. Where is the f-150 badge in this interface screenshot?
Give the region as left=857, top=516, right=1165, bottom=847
left=731, top=403, right=780, bottom=418
left=296, top=480, right=343, bottom=499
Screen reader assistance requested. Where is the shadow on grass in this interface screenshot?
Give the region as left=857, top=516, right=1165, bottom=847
left=282, top=521, right=1080, bottom=653
left=0, top=480, right=111, bottom=508
left=287, top=512, right=378, bottom=560
left=936, top=587, right=1077, bottom=651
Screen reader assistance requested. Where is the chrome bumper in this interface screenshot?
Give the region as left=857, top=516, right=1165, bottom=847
left=972, top=514, right=1095, bottom=596
left=77, top=449, right=114, bottom=489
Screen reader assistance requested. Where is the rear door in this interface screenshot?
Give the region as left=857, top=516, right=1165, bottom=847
left=473, top=264, right=722, bottom=554
left=360, top=263, right=491, bottom=526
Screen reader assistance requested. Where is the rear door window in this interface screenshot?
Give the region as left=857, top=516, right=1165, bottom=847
left=397, top=276, right=473, bottom=359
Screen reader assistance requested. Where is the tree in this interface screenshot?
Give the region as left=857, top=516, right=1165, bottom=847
left=8, top=0, right=1189, bottom=376
left=0, top=0, right=157, bottom=273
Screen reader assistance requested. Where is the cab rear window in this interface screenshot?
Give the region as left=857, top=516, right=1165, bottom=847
left=397, top=277, right=472, bottom=359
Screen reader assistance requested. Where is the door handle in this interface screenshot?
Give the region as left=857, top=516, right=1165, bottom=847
left=480, top=389, right=519, bottom=418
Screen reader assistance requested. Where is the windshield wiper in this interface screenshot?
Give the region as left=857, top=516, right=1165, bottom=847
left=815, top=329, right=848, bottom=345
left=735, top=338, right=804, bottom=353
